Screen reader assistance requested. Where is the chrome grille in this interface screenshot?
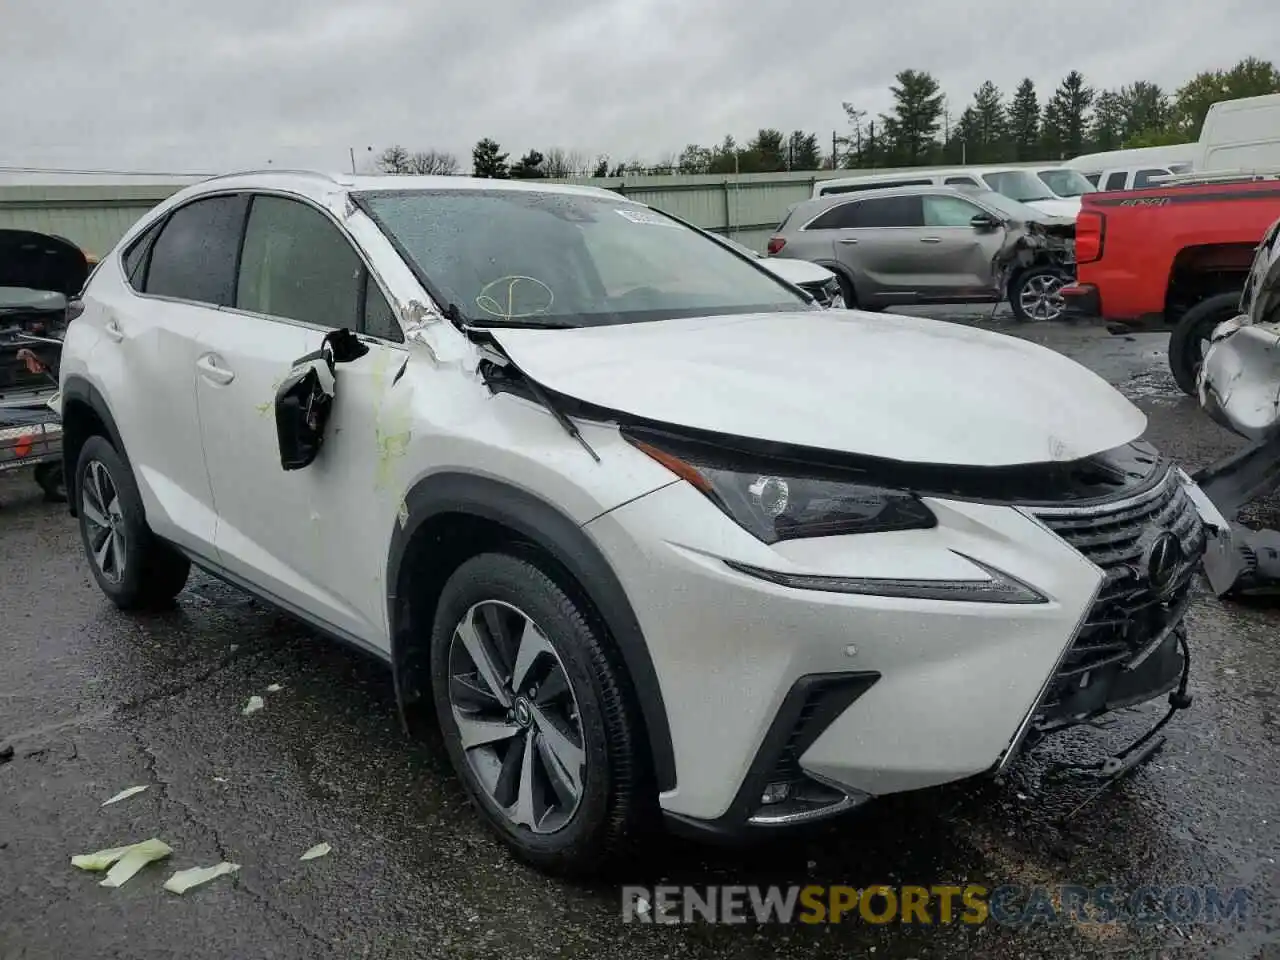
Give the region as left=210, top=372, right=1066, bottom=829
left=1028, top=465, right=1205, bottom=725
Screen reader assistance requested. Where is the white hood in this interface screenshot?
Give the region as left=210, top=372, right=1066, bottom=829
left=1025, top=197, right=1082, bottom=218
left=489, top=311, right=1146, bottom=467
left=757, top=257, right=834, bottom=287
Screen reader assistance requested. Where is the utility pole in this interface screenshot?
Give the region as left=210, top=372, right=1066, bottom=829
left=832, top=130, right=839, bottom=169
left=349, top=146, right=371, bottom=174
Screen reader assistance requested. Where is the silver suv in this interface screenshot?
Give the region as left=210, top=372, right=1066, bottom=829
left=767, top=185, right=1076, bottom=321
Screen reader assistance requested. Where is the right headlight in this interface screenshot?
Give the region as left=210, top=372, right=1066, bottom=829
left=626, top=435, right=936, bottom=544
left=626, top=432, right=1047, bottom=603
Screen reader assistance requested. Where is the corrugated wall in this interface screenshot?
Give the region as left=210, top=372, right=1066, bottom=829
left=0, top=162, right=1049, bottom=257
left=0, top=184, right=183, bottom=260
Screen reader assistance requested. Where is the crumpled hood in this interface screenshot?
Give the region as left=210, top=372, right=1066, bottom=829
left=489, top=311, right=1146, bottom=467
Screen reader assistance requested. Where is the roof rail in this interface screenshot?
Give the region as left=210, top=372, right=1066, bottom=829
left=195, top=169, right=346, bottom=185
left=1148, top=168, right=1280, bottom=186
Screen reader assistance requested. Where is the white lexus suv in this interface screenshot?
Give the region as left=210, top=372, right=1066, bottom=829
left=61, top=171, right=1214, bottom=875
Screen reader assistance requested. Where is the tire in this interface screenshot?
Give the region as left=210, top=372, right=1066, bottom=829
left=1168, top=291, right=1243, bottom=397
left=1009, top=265, right=1069, bottom=323
left=34, top=462, right=66, bottom=503
left=74, top=435, right=191, bottom=610
left=430, top=551, right=647, bottom=876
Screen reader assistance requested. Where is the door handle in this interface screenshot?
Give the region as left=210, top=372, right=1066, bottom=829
left=920, top=237, right=943, bottom=243
left=838, top=238, right=859, bottom=245
left=196, top=354, right=235, bottom=385
left=103, top=317, right=124, bottom=342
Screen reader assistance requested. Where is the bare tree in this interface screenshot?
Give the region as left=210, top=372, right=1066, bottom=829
left=565, top=150, right=592, bottom=177
left=543, top=148, right=573, bottom=178
left=376, top=145, right=412, bottom=174
left=407, top=149, right=459, bottom=175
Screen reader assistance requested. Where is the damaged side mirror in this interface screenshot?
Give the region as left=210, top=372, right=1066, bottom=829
left=274, top=328, right=369, bottom=471
left=970, top=213, right=1000, bottom=232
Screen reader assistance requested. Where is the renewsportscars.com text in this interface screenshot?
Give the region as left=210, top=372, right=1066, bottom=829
left=621, top=884, right=1250, bottom=926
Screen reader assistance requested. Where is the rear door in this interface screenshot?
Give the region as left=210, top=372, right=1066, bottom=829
left=813, top=194, right=933, bottom=304
left=918, top=193, right=1007, bottom=299
left=84, top=193, right=249, bottom=554
left=194, top=192, right=405, bottom=647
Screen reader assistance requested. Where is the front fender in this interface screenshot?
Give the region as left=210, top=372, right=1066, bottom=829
left=386, top=471, right=677, bottom=792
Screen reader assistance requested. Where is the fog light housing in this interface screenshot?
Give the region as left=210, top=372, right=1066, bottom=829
left=760, top=782, right=792, bottom=805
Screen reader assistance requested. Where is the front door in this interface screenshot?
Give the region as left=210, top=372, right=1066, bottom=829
left=194, top=192, right=407, bottom=650
left=917, top=193, right=1008, bottom=300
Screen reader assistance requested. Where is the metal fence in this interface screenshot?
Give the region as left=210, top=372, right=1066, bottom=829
left=0, top=162, right=1050, bottom=257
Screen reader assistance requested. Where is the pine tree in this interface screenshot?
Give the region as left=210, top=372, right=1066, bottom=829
left=970, top=81, right=1008, bottom=162
left=1042, top=71, right=1094, bottom=159
left=1008, top=79, right=1041, bottom=161
left=1090, top=90, right=1126, bottom=151
left=880, top=69, right=945, bottom=165
left=471, top=139, right=509, bottom=178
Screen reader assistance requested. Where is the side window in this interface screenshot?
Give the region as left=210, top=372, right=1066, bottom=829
left=362, top=276, right=403, bottom=342
left=806, top=202, right=863, bottom=230
left=235, top=195, right=365, bottom=329
left=923, top=195, right=984, bottom=227
left=944, top=176, right=980, bottom=187
left=852, top=195, right=925, bottom=228
left=121, top=219, right=164, bottom=289
left=144, top=195, right=249, bottom=305
left=1085, top=173, right=1101, bottom=186
left=1134, top=168, right=1170, bottom=188
left=1104, top=171, right=1128, bottom=191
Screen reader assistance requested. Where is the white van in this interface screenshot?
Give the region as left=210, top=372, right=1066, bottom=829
left=813, top=166, right=1080, bottom=218
left=1196, top=92, right=1280, bottom=172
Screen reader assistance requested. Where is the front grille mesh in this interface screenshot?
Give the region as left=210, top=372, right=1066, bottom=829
left=1029, top=465, right=1204, bottom=723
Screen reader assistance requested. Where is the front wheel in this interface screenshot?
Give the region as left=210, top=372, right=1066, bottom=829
left=1168, top=291, right=1244, bottom=396
left=1009, top=266, right=1069, bottom=323
left=430, top=551, right=649, bottom=876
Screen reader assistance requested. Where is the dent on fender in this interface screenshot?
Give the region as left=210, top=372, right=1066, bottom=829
left=1198, top=221, right=1280, bottom=441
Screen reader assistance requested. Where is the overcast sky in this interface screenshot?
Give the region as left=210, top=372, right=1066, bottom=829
left=6, top=0, right=1278, bottom=176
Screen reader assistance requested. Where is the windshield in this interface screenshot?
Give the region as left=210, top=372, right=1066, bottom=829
left=1037, top=169, right=1097, bottom=198
left=963, top=189, right=1048, bottom=221
left=980, top=170, right=1056, bottom=203
left=357, top=189, right=810, bottom=328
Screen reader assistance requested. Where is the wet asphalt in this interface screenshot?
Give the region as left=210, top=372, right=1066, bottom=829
left=1, top=310, right=1278, bottom=960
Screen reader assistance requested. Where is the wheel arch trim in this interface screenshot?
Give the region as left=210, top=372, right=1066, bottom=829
left=61, top=376, right=129, bottom=519
left=385, top=471, right=677, bottom=792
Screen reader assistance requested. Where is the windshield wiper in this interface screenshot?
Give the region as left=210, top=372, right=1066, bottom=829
left=462, top=320, right=601, bottom=463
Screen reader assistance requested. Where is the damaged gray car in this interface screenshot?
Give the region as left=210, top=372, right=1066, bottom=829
left=766, top=184, right=1076, bottom=322
left=1198, top=215, right=1280, bottom=441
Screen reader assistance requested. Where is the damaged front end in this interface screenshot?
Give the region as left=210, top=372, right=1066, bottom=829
left=1198, top=217, right=1280, bottom=441
left=993, top=216, right=1077, bottom=292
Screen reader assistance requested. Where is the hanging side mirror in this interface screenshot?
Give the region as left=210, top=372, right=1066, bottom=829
left=970, top=213, right=1001, bottom=232
left=274, top=328, right=369, bottom=471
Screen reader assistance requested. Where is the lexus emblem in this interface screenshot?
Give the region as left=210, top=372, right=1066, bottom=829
left=1142, top=532, right=1184, bottom=597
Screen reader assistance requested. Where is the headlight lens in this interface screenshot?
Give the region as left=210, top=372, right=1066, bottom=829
left=628, top=437, right=935, bottom=544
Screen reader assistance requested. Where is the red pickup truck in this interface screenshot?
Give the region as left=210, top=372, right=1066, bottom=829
left=1062, top=176, right=1280, bottom=393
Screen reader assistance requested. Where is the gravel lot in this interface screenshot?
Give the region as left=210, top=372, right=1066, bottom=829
left=1, top=311, right=1277, bottom=960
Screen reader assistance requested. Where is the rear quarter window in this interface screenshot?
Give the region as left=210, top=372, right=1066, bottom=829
left=142, top=194, right=250, bottom=306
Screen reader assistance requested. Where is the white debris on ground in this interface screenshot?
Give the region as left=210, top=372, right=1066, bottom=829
left=72, top=838, right=173, bottom=888
left=242, top=696, right=265, bottom=715
left=163, top=862, right=241, bottom=894
left=265, top=683, right=283, bottom=693
left=101, top=785, right=149, bottom=806
left=299, top=842, right=331, bottom=861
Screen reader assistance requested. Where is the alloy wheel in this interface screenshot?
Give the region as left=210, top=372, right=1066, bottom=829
left=446, top=600, right=586, bottom=834
left=81, top=460, right=126, bottom=583
left=1019, top=273, right=1067, bottom=321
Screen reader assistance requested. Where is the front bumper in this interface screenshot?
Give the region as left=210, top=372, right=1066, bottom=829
left=1061, top=282, right=1101, bottom=320
left=587, top=463, right=1206, bottom=836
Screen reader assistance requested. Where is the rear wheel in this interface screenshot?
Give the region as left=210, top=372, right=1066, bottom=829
left=430, top=552, right=648, bottom=876
left=1010, top=266, right=1069, bottom=322
left=1168, top=291, right=1243, bottom=396
left=74, top=436, right=190, bottom=609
